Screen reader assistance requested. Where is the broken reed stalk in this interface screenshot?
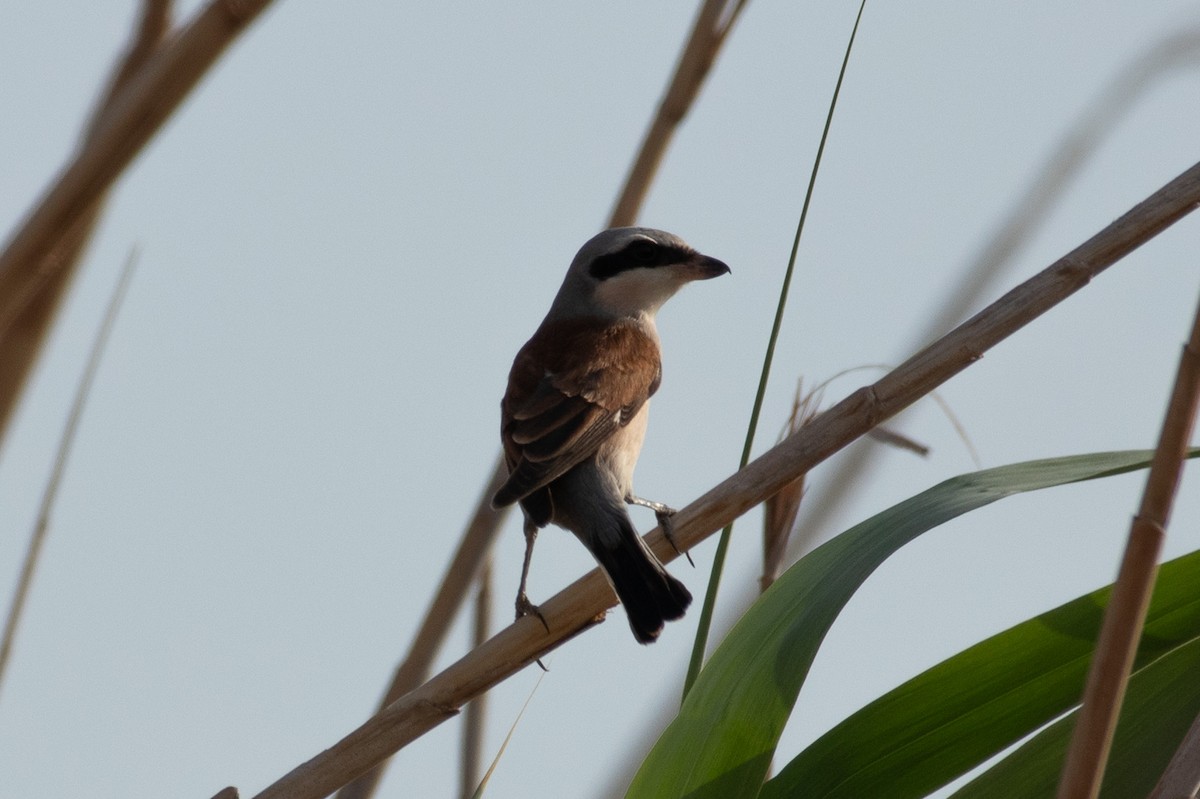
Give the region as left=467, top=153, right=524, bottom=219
left=1057, top=289, right=1200, bottom=798
left=760, top=384, right=819, bottom=591
left=249, top=159, right=1200, bottom=799
left=335, top=4, right=748, bottom=797
left=0, top=0, right=168, bottom=439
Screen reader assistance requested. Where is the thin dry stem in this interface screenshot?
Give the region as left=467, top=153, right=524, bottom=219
left=0, top=0, right=168, bottom=439
left=1056, top=289, right=1200, bottom=798
left=250, top=159, right=1200, bottom=799
left=1151, top=706, right=1200, bottom=798
left=0, top=250, right=137, bottom=698
left=460, top=558, right=492, bottom=799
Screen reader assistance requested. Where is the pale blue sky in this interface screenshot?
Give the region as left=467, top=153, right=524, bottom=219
left=2, top=2, right=1199, bottom=797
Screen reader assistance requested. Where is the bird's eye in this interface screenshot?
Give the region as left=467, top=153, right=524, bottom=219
left=627, top=240, right=659, bottom=264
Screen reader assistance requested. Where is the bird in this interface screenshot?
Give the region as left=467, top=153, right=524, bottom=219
left=492, top=226, right=730, bottom=644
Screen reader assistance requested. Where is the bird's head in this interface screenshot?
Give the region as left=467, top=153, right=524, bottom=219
left=551, top=227, right=730, bottom=320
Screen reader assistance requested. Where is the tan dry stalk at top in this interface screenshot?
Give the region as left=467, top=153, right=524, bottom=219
left=1058, top=289, right=1200, bottom=797
left=0, top=0, right=168, bottom=438
left=333, top=4, right=749, bottom=798
left=0, top=0, right=276, bottom=439
left=247, top=158, right=1200, bottom=799
left=609, top=0, right=748, bottom=226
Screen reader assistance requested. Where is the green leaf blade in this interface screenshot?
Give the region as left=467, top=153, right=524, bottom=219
left=761, top=549, right=1200, bottom=798
left=624, top=450, right=1195, bottom=799
left=950, top=636, right=1200, bottom=798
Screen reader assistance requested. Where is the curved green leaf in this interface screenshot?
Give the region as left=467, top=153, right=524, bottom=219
left=624, top=449, right=1198, bottom=799
left=760, top=549, right=1200, bottom=798
left=950, top=636, right=1200, bottom=798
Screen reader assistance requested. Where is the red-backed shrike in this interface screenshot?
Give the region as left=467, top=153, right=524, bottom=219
left=492, top=227, right=730, bottom=643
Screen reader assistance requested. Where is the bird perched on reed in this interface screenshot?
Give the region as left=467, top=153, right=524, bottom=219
left=493, top=227, right=729, bottom=643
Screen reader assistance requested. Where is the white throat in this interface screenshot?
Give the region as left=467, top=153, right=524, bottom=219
left=592, top=269, right=683, bottom=319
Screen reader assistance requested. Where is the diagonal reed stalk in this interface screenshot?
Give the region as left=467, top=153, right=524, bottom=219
left=247, top=156, right=1200, bottom=799
left=1057, top=289, right=1200, bottom=796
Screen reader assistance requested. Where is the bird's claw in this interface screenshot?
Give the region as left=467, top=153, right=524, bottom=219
left=515, top=592, right=550, bottom=633
left=656, top=508, right=695, bottom=567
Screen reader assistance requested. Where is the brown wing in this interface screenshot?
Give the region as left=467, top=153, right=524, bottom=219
left=492, top=317, right=661, bottom=510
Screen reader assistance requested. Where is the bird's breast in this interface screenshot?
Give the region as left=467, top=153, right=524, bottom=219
left=596, top=401, right=649, bottom=495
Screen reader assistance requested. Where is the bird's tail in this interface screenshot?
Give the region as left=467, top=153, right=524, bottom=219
left=580, top=508, right=692, bottom=644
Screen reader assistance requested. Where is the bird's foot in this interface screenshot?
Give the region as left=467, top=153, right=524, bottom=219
left=656, top=508, right=695, bottom=567
left=515, top=591, right=550, bottom=633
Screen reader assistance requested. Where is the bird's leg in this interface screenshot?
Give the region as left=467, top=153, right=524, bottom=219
left=515, top=518, right=550, bottom=633
left=625, top=494, right=695, bottom=567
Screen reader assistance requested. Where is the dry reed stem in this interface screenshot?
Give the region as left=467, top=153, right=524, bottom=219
left=0, top=0, right=274, bottom=400
left=1151, top=707, right=1200, bottom=798
left=0, top=0, right=168, bottom=438
left=785, top=29, right=1200, bottom=565
left=0, top=251, right=137, bottom=697
left=335, top=5, right=748, bottom=796
left=1056, top=290, right=1200, bottom=798
left=761, top=384, right=819, bottom=591
left=608, top=0, right=747, bottom=226
left=249, top=159, right=1200, bottom=799
left=460, top=558, right=492, bottom=799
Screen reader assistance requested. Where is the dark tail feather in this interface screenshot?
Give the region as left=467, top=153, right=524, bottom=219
left=583, top=513, right=692, bottom=644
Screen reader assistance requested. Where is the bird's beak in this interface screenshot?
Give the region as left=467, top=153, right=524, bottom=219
left=685, top=253, right=731, bottom=281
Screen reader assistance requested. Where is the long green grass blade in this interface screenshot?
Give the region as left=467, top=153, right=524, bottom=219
left=683, top=0, right=870, bottom=699
left=625, top=449, right=1198, bottom=799
left=950, top=637, right=1200, bottom=798
left=760, top=549, right=1200, bottom=798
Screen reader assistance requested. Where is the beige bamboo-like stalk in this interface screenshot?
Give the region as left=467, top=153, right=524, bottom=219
left=1056, top=290, right=1200, bottom=797
left=0, top=0, right=275, bottom=436
left=248, top=158, right=1200, bottom=799
left=334, top=5, right=749, bottom=797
